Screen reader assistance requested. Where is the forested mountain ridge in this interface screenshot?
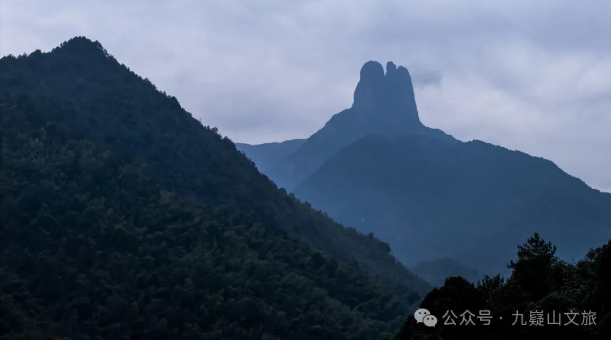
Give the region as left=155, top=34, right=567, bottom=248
left=0, top=126, right=408, bottom=339
left=0, top=37, right=428, bottom=291
left=0, top=37, right=429, bottom=339
left=294, top=134, right=611, bottom=274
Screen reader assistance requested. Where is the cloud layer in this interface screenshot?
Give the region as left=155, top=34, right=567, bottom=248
left=2, top=0, right=610, bottom=192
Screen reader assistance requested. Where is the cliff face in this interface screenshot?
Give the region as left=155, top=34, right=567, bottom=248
left=352, top=61, right=422, bottom=129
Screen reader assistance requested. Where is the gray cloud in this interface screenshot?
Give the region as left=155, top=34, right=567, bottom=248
left=411, top=70, right=443, bottom=89
left=2, top=0, right=610, bottom=192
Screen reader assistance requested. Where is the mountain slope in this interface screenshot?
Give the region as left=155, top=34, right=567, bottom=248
left=235, top=139, right=305, bottom=172
left=244, top=61, right=457, bottom=190
left=0, top=37, right=428, bottom=292
left=0, top=37, right=430, bottom=339
left=0, top=132, right=406, bottom=339
left=293, top=134, right=611, bottom=274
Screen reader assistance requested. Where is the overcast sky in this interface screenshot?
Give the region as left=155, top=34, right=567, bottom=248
left=2, top=0, right=610, bottom=192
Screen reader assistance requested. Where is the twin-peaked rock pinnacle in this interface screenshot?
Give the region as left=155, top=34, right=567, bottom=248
left=264, top=60, right=458, bottom=190
left=353, top=61, right=421, bottom=129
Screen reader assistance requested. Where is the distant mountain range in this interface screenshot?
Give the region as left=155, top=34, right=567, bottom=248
left=235, top=139, right=305, bottom=173
left=238, top=61, right=611, bottom=276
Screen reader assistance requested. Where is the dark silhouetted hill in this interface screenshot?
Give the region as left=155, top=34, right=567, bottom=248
left=293, top=134, right=611, bottom=275
left=391, top=234, right=611, bottom=339
left=0, top=37, right=430, bottom=339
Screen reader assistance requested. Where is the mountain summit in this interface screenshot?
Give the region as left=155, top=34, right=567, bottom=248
left=1, top=38, right=429, bottom=339
left=339, top=60, right=448, bottom=139
left=352, top=61, right=421, bottom=128
left=241, top=61, right=457, bottom=189
left=239, top=60, right=611, bottom=277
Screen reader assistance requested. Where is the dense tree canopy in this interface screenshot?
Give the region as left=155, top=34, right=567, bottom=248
left=390, top=233, right=611, bottom=340
left=0, top=37, right=428, bottom=339
left=0, top=37, right=427, bottom=293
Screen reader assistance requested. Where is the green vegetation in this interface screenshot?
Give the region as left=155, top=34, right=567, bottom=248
left=390, top=233, right=611, bottom=339
left=0, top=37, right=428, bottom=339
